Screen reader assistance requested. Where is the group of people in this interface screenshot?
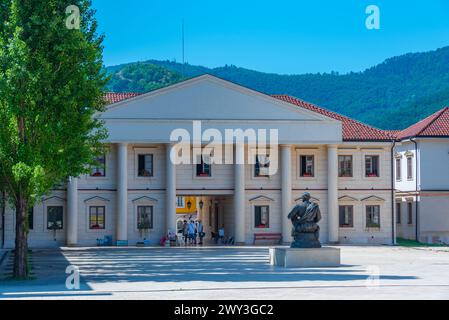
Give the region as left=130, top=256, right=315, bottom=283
left=180, top=220, right=205, bottom=245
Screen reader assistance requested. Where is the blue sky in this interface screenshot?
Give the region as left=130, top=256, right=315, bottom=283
left=92, top=0, right=449, bottom=74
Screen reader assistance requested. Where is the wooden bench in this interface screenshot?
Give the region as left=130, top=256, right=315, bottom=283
left=254, top=233, right=282, bottom=245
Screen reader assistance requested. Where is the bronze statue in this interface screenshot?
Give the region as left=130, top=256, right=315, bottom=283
left=287, top=192, right=322, bottom=248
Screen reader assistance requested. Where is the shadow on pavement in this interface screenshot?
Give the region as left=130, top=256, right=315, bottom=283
left=58, top=248, right=418, bottom=284
left=0, top=249, right=93, bottom=298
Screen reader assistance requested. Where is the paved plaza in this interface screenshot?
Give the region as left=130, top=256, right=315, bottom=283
left=0, top=245, right=449, bottom=300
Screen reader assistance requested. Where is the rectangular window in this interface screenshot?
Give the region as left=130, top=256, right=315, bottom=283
left=365, top=155, right=379, bottom=177
left=138, top=154, right=153, bottom=177
left=47, top=206, right=63, bottom=230
left=254, top=205, right=269, bottom=229
left=338, top=155, right=353, bottom=177
left=137, top=206, right=153, bottom=229
left=90, top=155, right=106, bottom=177
left=408, top=202, right=413, bottom=224
left=89, top=206, right=105, bottom=230
left=396, top=203, right=401, bottom=224
left=255, top=154, right=270, bottom=177
left=366, top=205, right=380, bottom=228
left=28, top=207, right=34, bottom=230
left=407, top=157, right=413, bottom=180
left=196, top=155, right=212, bottom=177
left=339, top=205, right=354, bottom=228
left=176, top=196, right=185, bottom=208
left=396, top=158, right=401, bottom=181
left=300, top=155, right=314, bottom=177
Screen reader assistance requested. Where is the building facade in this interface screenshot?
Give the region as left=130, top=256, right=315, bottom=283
left=2, top=75, right=395, bottom=248
left=394, top=107, right=449, bottom=244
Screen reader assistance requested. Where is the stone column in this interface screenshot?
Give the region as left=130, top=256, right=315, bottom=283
left=281, top=145, right=292, bottom=244
left=117, top=143, right=128, bottom=242
left=166, top=143, right=177, bottom=235
left=327, top=145, right=339, bottom=243
left=67, top=176, right=78, bottom=246
left=234, top=142, right=246, bottom=244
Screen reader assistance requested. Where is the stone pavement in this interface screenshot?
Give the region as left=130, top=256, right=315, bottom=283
left=0, top=245, right=448, bottom=300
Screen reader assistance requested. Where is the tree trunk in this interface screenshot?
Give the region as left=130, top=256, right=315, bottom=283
left=13, top=195, right=28, bottom=278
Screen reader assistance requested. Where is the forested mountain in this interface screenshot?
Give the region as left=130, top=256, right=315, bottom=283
left=106, top=46, right=449, bottom=130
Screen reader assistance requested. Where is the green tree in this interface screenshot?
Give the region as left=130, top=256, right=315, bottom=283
left=0, top=0, right=108, bottom=278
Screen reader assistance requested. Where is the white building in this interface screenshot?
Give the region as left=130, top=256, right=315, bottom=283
left=394, top=107, right=449, bottom=244
left=1, top=75, right=396, bottom=248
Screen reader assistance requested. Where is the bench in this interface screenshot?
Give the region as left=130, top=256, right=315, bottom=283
left=254, top=233, right=282, bottom=245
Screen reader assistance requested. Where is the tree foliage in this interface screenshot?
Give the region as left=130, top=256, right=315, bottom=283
left=0, top=0, right=108, bottom=278
left=107, top=62, right=183, bottom=93
left=106, top=46, right=449, bottom=130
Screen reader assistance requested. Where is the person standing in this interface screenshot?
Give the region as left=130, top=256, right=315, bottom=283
left=182, top=220, right=189, bottom=245
left=188, top=220, right=196, bottom=245
left=218, top=226, right=225, bottom=244
left=197, top=220, right=205, bottom=245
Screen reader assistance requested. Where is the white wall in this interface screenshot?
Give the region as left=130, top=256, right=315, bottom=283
left=419, top=139, right=449, bottom=190
left=4, top=142, right=394, bottom=247
left=394, top=141, right=418, bottom=192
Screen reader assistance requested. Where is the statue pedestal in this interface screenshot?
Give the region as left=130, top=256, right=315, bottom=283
left=269, top=247, right=340, bottom=268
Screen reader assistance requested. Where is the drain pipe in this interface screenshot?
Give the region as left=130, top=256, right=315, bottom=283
left=390, top=139, right=397, bottom=245
left=411, top=137, right=419, bottom=242
left=1, top=191, right=5, bottom=249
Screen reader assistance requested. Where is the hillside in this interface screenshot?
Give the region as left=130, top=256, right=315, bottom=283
left=105, top=46, right=449, bottom=130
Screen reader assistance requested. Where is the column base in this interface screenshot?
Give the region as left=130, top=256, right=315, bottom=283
left=66, top=243, right=79, bottom=248
left=270, top=247, right=341, bottom=268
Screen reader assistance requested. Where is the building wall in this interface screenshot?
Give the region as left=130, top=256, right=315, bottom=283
left=394, top=138, right=449, bottom=244
left=394, top=141, right=418, bottom=192
left=395, top=197, right=417, bottom=240
left=4, top=142, right=394, bottom=248
left=419, top=139, right=449, bottom=190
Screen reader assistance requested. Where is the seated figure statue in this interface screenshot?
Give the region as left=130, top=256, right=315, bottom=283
left=287, top=192, right=322, bottom=248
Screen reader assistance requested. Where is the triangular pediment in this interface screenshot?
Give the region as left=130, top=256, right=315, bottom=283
left=101, top=75, right=336, bottom=122
left=339, top=195, right=359, bottom=202
left=249, top=195, right=275, bottom=202
left=361, top=195, right=385, bottom=202
left=132, top=196, right=158, bottom=203
left=42, top=196, right=66, bottom=202
left=84, top=196, right=110, bottom=203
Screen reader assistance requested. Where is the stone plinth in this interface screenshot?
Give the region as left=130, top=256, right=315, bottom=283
left=269, top=247, right=340, bottom=268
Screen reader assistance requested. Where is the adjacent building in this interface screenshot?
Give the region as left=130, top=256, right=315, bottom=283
left=394, top=107, right=449, bottom=244
left=1, top=75, right=396, bottom=248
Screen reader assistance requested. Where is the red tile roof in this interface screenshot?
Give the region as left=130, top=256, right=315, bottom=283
left=272, top=95, right=394, bottom=141
left=104, top=92, right=142, bottom=104
left=397, top=107, right=449, bottom=139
